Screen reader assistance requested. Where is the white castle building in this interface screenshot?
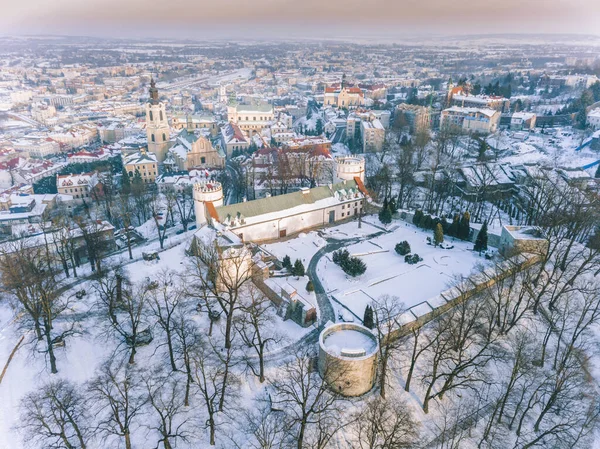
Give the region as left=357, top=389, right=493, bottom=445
left=193, top=156, right=367, bottom=244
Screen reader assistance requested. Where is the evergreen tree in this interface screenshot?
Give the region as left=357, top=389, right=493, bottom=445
left=389, top=197, right=397, bottom=214
left=433, top=223, right=444, bottom=247
left=132, top=169, right=144, bottom=189
left=315, top=118, right=323, bottom=136
left=474, top=220, right=489, bottom=254
left=121, top=167, right=131, bottom=194
left=292, top=259, right=305, bottom=277
left=282, top=255, right=292, bottom=270
left=459, top=211, right=471, bottom=240
left=379, top=198, right=392, bottom=225
left=363, top=305, right=374, bottom=329
left=449, top=213, right=460, bottom=237
left=413, top=209, right=424, bottom=227
left=595, top=164, right=600, bottom=179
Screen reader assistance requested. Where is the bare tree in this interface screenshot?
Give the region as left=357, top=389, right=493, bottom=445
left=172, top=312, right=202, bottom=407
left=88, top=361, right=146, bottom=449
left=187, top=238, right=253, bottom=349
left=350, top=396, right=420, bottom=449
left=115, top=193, right=137, bottom=260
left=174, top=185, right=195, bottom=231
left=95, top=272, right=150, bottom=365
left=191, top=337, right=239, bottom=446
left=18, top=379, right=91, bottom=449
left=148, top=270, right=183, bottom=372
left=0, top=240, right=75, bottom=374
left=371, top=295, right=405, bottom=399
left=236, top=396, right=286, bottom=449
left=234, top=285, right=281, bottom=383
left=142, top=367, right=194, bottom=449
left=269, top=349, right=345, bottom=449
left=150, top=192, right=169, bottom=250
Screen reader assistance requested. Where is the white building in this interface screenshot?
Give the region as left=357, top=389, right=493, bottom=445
left=13, top=137, right=61, bottom=159
left=194, top=178, right=367, bottom=242
left=441, top=107, right=501, bottom=134
left=227, top=104, right=274, bottom=137
left=511, top=112, right=537, bottom=131
left=361, top=119, right=385, bottom=152
left=587, top=108, right=600, bottom=131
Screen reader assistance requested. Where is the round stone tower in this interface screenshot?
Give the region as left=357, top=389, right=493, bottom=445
left=193, top=181, right=223, bottom=226
left=318, top=323, right=378, bottom=397
left=335, top=156, right=365, bottom=183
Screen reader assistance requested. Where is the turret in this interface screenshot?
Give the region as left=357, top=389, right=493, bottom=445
left=335, top=156, right=365, bottom=183
left=193, top=181, right=224, bottom=225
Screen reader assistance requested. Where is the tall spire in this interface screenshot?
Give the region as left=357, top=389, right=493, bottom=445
left=149, top=76, right=159, bottom=105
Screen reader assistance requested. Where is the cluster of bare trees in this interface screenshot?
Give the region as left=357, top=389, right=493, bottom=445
left=361, top=204, right=600, bottom=447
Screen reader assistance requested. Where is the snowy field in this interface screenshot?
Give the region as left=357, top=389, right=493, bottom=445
left=317, top=222, right=482, bottom=320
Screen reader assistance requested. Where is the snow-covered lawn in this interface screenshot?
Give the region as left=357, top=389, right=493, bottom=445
left=317, top=221, right=482, bottom=320
left=261, top=231, right=327, bottom=266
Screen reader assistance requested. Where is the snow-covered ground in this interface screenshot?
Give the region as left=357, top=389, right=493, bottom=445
left=261, top=231, right=327, bottom=266
left=317, top=221, right=482, bottom=320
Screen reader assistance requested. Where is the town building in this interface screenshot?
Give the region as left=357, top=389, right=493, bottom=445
left=56, top=172, right=99, bottom=200
left=587, top=108, right=600, bottom=130
left=395, top=104, right=434, bottom=132
left=511, top=112, right=537, bottom=131
left=12, top=137, right=61, bottom=159
left=324, top=86, right=365, bottom=109
left=123, top=150, right=158, bottom=184
left=441, top=107, right=501, bottom=134
left=166, top=129, right=225, bottom=171
left=171, top=114, right=218, bottom=137
left=227, top=104, right=274, bottom=137
left=221, top=122, right=250, bottom=157
left=361, top=119, right=385, bottom=152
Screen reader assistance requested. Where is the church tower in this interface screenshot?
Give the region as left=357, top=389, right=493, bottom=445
left=146, top=77, right=170, bottom=163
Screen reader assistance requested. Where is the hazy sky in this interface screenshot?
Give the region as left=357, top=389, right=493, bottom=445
left=1, top=0, right=599, bottom=40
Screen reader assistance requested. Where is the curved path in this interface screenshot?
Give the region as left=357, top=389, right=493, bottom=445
left=262, top=227, right=389, bottom=364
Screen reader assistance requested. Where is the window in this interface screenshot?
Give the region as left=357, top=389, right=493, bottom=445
left=341, top=212, right=345, bottom=217
left=149, top=111, right=153, bottom=121
left=151, top=134, right=155, bottom=142
left=201, top=157, right=206, bottom=164
left=342, top=205, right=345, bottom=209
left=160, top=110, right=163, bottom=121
left=162, top=133, right=166, bottom=141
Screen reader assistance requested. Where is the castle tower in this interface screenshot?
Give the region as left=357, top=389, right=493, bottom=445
left=146, top=77, right=171, bottom=163
left=193, top=181, right=224, bottom=226
left=335, top=156, right=365, bottom=183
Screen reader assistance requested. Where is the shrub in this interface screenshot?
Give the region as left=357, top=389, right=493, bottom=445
left=306, top=280, right=314, bottom=292
left=395, top=241, right=411, bottom=256
left=342, top=256, right=367, bottom=277
left=332, top=249, right=350, bottom=265
left=405, top=254, right=423, bottom=265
